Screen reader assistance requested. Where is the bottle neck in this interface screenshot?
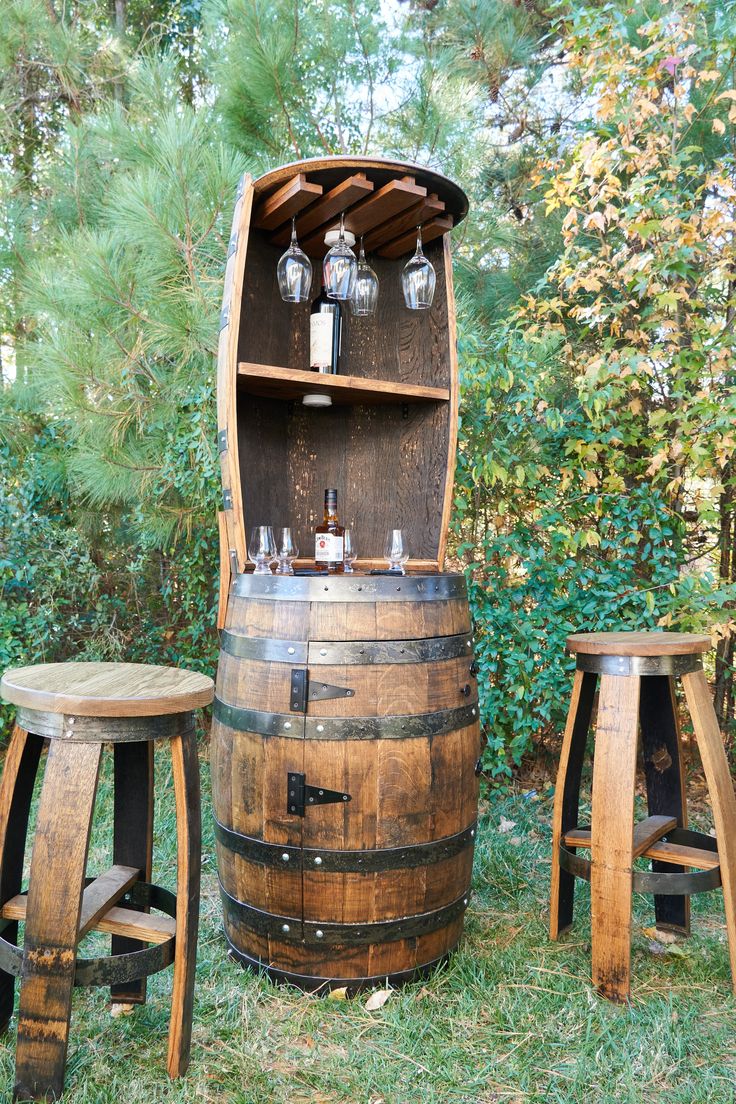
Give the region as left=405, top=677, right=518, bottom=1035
left=324, top=493, right=338, bottom=523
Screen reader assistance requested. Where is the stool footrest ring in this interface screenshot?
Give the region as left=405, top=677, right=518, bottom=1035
left=0, top=882, right=176, bottom=987
left=559, top=826, right=722, bottom=895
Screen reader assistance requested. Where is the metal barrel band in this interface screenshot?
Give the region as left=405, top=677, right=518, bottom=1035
left=231, top=572, right=468, bottom=603
left=220, top=630, right=475, bottom=666
left=213, top=697, right=479, bottom=740
left=214, top=817, right=477, bottom=872
left=15, top=706, right=196, bottom=744
left=220, top=883, right=470, bottom=946
left=558, top=844, right=722, bottom=894
left=572, top=652, right=703, bottom=677
left=0, top=883, right=177, bottom=987
left=224, top=933, right=454, bottom=991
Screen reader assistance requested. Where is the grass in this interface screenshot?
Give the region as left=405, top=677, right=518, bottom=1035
left=2, top=743, right=736, bottom=1104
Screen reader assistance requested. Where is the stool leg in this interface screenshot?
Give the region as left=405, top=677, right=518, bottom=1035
left=14, top=740, right=102, bottom=1102
left=550, top=670, right=597, bottom=939
left=590, top=674, right=640, bottom=1003
left=682, top=669, right=736, bottom=994
left=111, top=741, right=154, bottom=1005
left=167, top=718, right=200, bottom=1078
left=0, top=726, right=44, bottom=1034
left=640, top=676, right=690, bottom=934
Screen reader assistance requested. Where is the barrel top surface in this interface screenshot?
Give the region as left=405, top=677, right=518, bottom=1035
left=1, top=662, right=214, bottom=717
left=566, top=631, right=712, bottom=657
left=253, top=156, right=468, bottom=227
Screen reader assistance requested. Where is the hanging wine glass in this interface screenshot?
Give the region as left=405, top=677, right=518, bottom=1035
left=277, top=217, right=312, bottom=303
left=401, top=226, right=436, bottom=310
left=323, top=212, right=357, bottom=301
left=350, top=238, right=379, bottom=317
left=248, top=525, right=276, bottom=574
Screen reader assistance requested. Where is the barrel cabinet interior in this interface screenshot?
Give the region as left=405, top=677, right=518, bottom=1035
left=213, top=156, right=479, bottom=988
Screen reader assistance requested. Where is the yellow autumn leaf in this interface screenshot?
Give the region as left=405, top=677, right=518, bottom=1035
left=716, top=90, right=736, bottom=102
left=713, top=118, right=726, bottom=135
left=628, top=398, right=642, bottom=415
left=699, top=69, right=722, bottom=82
left=584, top=211, right=606, bottom=232
left=329, top=986, right=349, bottom=1001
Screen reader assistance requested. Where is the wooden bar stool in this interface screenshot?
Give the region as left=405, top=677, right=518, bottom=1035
left=550, top=632, right=736, bottom=1003
left=0, top=661, right=213, bottom=1101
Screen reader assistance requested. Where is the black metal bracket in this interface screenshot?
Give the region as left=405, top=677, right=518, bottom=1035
left=287, top=772, right=351, bottom=817
left=290, top=668, right=354, bottom=711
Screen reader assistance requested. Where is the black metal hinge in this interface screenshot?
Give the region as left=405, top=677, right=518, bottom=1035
left=290, top=669, right=354, bottom=712
left=287, top=772, right=351, bottom=817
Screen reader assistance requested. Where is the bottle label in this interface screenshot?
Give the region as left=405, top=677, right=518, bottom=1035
left=310, top=313, right=333, bottom=371
left=315, top=533, right=344, bottom=562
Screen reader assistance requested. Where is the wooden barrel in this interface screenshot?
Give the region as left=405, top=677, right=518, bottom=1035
left=211, top=572, right=481, bottom=989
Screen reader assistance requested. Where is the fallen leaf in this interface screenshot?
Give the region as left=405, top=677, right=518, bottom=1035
left=510, top=836, right=522, bottom=847
left=642, top=926, right=678, bottom=945
left=109, top=1003, right=136, bottom=1018
left=365, top=988, right=392, bottom=1011
left=329, top=986, right=349, bottom=1001
left=499, top=817, right=517, bottom=834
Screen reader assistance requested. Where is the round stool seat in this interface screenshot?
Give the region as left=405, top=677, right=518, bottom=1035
left=0, top=662, right=214, bottom=718
left=566, top=631, right=711, bottom=657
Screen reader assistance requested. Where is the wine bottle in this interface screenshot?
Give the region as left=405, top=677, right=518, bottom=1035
left=310, top=275, right=341, bottom=374
left=315, top=488, right=345, bottom=573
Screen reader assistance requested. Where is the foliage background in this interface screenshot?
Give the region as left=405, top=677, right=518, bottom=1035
left=2, top=0, right=736, bottom=774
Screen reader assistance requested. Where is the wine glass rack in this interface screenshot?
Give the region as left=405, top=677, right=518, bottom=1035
left=216, top=156, right=469, bottom=580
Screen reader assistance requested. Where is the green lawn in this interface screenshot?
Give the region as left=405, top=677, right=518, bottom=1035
left=2, top=743, right=736, bottom=1104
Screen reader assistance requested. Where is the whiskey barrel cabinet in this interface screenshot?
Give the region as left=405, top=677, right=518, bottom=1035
left=212, top=157, right=480, bottom=988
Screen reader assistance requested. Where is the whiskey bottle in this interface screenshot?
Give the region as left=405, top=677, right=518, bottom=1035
left=310, top=275, right=342, bottom=374
left=315, top=488, right=345, bottom=573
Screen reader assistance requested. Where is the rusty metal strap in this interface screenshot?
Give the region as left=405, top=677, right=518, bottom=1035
left=220, top=630, right=474, bottom=665
left=231, top=573, right=468, bottom=603
left=219, top=883, right=470, bottom=947
left=214, top=817, right=477, bottom=872
left=558, top=844, right=722, bottom=895
left=573, top=653, right=703, bottom=677
left=0, top=883, right=176, bottom=987
left=213, top=697, right=479, bottom=739
left=16, top=708, right=195, bottom=744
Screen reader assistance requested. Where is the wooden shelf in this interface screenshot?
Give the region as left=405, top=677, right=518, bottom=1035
left=237, top=363, right=450, bottom=405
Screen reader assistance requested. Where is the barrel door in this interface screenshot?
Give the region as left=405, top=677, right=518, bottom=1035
left=211, top=574, right=481, bottom=987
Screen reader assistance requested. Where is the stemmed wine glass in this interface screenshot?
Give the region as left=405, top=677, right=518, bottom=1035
left=277, top=217, right=312, bottom=303
left=343, top=529, right=357, bottom=573
left=276, top=528, right=299, bottom=575
left=401, top=226, right=436, bottom=310
left=248, top=525, right=276, bottom=574
left=323, top=212, right=357, bottom=300
left=385, top=529, right=409, bottom=574
left=350, top=238, right=379, bottom=316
